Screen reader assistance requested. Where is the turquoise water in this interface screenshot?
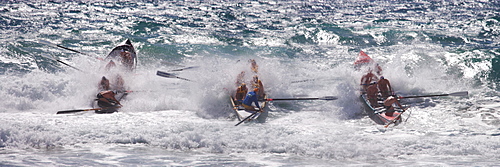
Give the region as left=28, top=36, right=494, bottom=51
left=0, top=1, right=499, bottom=166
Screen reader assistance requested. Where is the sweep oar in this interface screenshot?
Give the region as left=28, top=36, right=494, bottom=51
left=38, top=40, right=103, bottom=60
left=56, top=44, right=90, bottom=56
left=399, top=91, right=468, bottom=99
left=169, top=66, right=199, bottom=72
left=290, top=79, right=315, bottom=83
left=54, top=59, right=83, bottom=72
left=56, top=106, right=117, bottom=114
left=235, top=109, right=262, bottom=126
left=156, top=71, right=193, bottom=82
left=235, top=112, right=257, bottom=126
left=41, top=54, right=83, bottom=72
left=56, top=108, right=102, bottom=114
left=261, top=96, right=338, bottom=101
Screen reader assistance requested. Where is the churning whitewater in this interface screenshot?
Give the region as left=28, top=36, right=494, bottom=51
left=0, top=1, right=499, bottom=166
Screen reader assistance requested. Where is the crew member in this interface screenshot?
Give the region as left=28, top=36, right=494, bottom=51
left=250, top=59, right=258, bottom=73
left=253, top=75, right=265, bottom=99
left=120, top=50, right=134, bottom=71
left=236, top=71, right=245, bottom=86
left=114, top=75, right=125, bottom=91
left=242, top=88, right=261, bottom=112
left=377, top=76, right=393, bottom=98
left=234, top=83, right=248, bottom=104
left=366, top=82, right=379, bottom=107
left=360, top=70, right=378, bottom=91
left=104, top=60, right=117, bottom=71
left=96, top=90, right=121, bottom=108
left=98, top=76, right=110, bottom=91
left=375, top=63, right=383, bottom=76
left=383, top=96, right=403, bottom=116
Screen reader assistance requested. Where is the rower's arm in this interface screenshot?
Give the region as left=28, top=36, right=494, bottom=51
left=253, top=98, right=261, bottom=109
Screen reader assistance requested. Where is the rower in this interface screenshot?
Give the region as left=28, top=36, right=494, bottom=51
left=104, top=60, right=117, bottom=71
left=96, top=90, right=121, bottom=109
left=377, top=76, right=393, bottom=98
left=360, top=70, right=378, bottom=91
left=366, top=81, right=379, bottom=107
left=98, top=76, right=110, bottom=91
left=383, top=96, right=403, bottom=116
left=252, top=75, right=265, bottom=99
left=242, top=88, right=261, bottom=112
left=375, top=63, right=383, bottom=75
left=250, top=59, right=258, bottom=73
left=234, top=83, right=248, bottom=105
left=235, top=71, right=245, bottom=86
left=114, top=75, right=125, bottom=91
left=119, top=49, right=134, bottom=71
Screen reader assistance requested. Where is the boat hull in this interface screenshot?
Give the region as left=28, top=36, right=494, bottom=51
left=92, top=91, right=128, bottom=114
left=105, top=39, right=137, bottom=71
left=359, top=94, right=403, bottom=126
left=93, top=39, right=136, bottom=113
left=230, top=95, right=269, bottom=123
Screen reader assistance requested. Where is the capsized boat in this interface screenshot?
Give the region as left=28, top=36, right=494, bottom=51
left=230, top=94, right=269, bottom=124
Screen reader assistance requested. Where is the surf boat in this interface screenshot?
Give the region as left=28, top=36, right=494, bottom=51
left=230, top=94, right=269, bottom=124
left=93, top=39, right=137, bottom=114
left=104, top=39, right=138, bottom=71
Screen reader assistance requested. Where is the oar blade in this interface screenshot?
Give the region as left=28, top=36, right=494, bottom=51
left=57, top=108, right=95, bottom=114
left=320, top=96, right=338, bottom=100
left=57, top=106, right=121, bottom=114
left=169, top=66, right=199, bottom=72
left=156, top=71, right=176, bottom=78
left=449, top=91, right=468, bottom=97
left=176, top=76, right=193, bottom=82
left=157, top=71, right=193, bottom=82
left=56, top=110, right=82, bottom=114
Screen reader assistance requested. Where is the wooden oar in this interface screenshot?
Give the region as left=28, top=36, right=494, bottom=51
left=57, top=108, right=102, bottom=114
left=290, top=79, right=315, bottom=83
left=117, top=90, right=157, bottom=93
left=156, top=71, right=193, bottom=82
left=399, top=91, right=468, bottom=99
left=39, top=40, right=103, bottom=60
left=235, top=109, right=261, bottom=126
left=261, top=96, right=338, bottom=101
left=41, top=54, right=83, bottom=72
left=54, top=59, right=83, bottom=72
left=56, top=106, right=119, bottom=114
left=169, top=66, right=199, bottom=72
left=56, top=44, right=91, bottom=56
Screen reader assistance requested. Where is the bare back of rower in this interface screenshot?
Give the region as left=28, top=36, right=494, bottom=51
left=377, top=76, right=393, bottom=98
left=361, top=71, right=378, bottom=91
